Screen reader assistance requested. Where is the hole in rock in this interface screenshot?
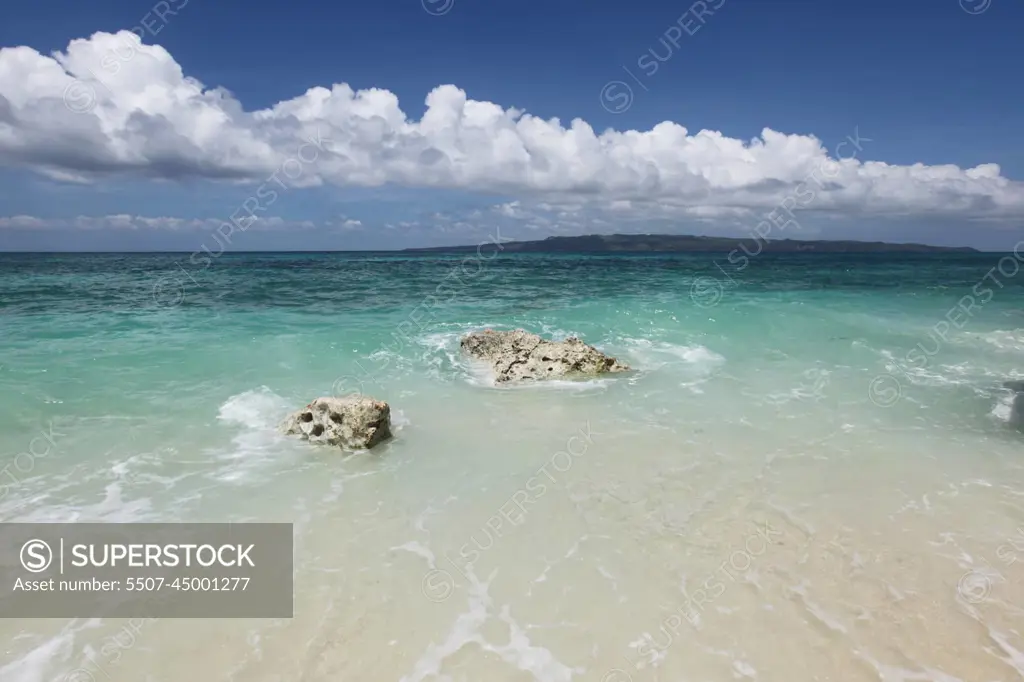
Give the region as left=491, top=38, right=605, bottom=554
left=300, top=412, right=313, bottom=422
left=311, top=424, right=325, bottom=437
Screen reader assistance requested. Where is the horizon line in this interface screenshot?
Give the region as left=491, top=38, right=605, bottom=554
left=0, top=249, right=1006, bottom=255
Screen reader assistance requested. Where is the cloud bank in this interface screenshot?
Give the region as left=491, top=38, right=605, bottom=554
left=1, top=31, right=1023, bottom=222
left=0, top=215, right=319, bottom=231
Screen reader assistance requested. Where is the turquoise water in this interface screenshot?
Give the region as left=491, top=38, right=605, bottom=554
left=3, top=251, right=1024, bottom=681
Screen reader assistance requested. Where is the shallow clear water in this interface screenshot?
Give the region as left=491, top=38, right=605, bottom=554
left=3, top=251, right=1024, bottom=681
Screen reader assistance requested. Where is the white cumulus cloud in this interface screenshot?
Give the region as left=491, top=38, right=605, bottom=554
left=0, top=215, right=326, bottom=232
left=0, top=31, right=1023, bottom=221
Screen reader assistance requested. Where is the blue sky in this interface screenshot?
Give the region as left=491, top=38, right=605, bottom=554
left=1, top=0, right=1023, bottom=251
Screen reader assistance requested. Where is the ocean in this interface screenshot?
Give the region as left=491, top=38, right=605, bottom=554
left=2, top=250, right=1024, bottom=681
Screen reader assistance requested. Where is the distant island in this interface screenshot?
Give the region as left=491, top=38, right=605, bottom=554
left=402, top=233, right=978, bottom=254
